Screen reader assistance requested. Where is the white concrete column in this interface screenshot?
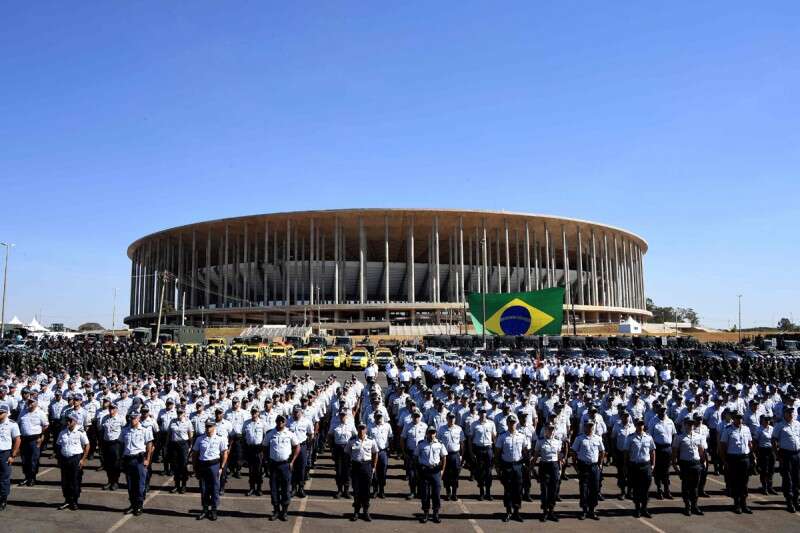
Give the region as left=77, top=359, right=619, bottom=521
left=600, top=232, right=607, bottom=307
left=263, top=221, right=269, bottom=305
left=590, top=229, right=598, bottom=306
left=285, top=219, right=291, bottom=305
left=459, top=217, right=465, bottom=303
left=562, top=225, right=570, bottom=304
left=408, top=217, right=415, bottom=303
left=504, top=220, right=511, bottom=293
left=359, top=217, right=366, bottom=304
left=524, top=222, right=531, bottom=291
left=309, top=219, right=314, bottom=305
left=333, top=219, right=340, bottom=304
left=577, top=226, right=585, bottom=305
left=434, top=216, right=440, bottom=303
left=544, top=225, right=551, bottom=288
left=384, top=215, right=390, bottom=304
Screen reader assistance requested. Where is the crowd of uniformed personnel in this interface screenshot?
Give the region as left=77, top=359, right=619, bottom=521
left=0, top=337, right=799, bottom=525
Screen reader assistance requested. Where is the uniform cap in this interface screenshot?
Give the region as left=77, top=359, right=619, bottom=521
left=205, top=419, right=216, bottom=428
left=0, top=404, right=9, bottom=414
left=250, top=406, right=259, bottom=413
left=129, top=411, right=141, bottom=418
left=68, top=412, right=81, bottom=422
left=357, top=422, right=367, bottom=429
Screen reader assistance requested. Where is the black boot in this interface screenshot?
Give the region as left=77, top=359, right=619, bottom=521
left=269, top=507, right=279, bottom=521
left=209, top=507, right=218, bottom=521
left=197, top=506, right=208, bottom=520
left=431, top=511, right=441, bottom=523
left=512, top=507, right=523, bottom=522
left=502, top=509, right=511, bottom=522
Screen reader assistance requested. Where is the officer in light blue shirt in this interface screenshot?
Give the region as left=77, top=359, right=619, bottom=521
left=99, top=404, right=125, bottom=491
left=494, top=414, right=529, bottom=522
left=55, top=413, right=90, bottom=510
left=367, top=411, right=393, bottom=499
left=671, top=418, right=706, bottom=516
left=534, top=423, right=564, bottom=522
left=0, top=404, right=21, bottom=510
left=18, top=396, right=48, bottom=487
left=625, top=419, right=656, bottom=518
left=415, top=426, right=446, bottom=523
left=191, top=419, right=228, bottom=521
left=242, top=406, right=267, bottom=496
left=772, top=407, right=800, bottom=511
left=265, top=415, right=300, bottom=521
left=720, top=412, right=752, bottom=513
left=119, top=411, right=154, bottom=516
left=571, top=421, right=605, bottom=519
left=437, top=413, right=464, bottom=502
left=168, top=407, right=193, bottom=494
left=647, top=405, right=676, bottom=499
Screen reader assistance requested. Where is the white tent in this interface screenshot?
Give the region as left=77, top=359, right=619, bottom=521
left=8, top=316, right=23, bottom=326
left=27, top=317, right=49, bottom=332
left=619, top=316, right=642, bottom=334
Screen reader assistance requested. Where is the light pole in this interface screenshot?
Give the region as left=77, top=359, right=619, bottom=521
left=0, top=243, right=14, bottom=341
left=737, top=294, right=743, bottom=343
left=481, top=236, right=487, bottom=349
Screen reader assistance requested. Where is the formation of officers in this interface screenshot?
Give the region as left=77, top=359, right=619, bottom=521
left=0, top=339, right=798, bottom=525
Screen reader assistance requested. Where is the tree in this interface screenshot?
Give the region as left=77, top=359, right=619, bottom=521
left=645, top=299, right=700, bottom=326
left=78, top=322, right=104, bottom=331
left=778, top=318, right=796, bottom=331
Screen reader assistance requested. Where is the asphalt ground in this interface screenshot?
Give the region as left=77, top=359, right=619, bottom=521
left=2, top=369, right=799, bottom=533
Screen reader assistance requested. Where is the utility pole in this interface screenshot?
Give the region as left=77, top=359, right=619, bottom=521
left=155, top=271, right=169, bottom=344
left=481, top=236, right=487, bottom=349
left=737, top=294, right=743, bottom=343
left=112, top=288, right=116, bottom=334
left=0, top=243, right=13, bottom=341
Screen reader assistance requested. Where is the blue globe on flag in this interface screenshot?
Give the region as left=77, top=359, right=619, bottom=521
left=499, top=305, right=532, bottom=335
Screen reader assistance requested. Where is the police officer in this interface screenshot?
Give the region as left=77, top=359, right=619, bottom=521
left=48, top=390, right=67, bottom=455
left=469, top=408, right=497, bottom=500
left=192, top=418, right=229, bottom=521
left=120, top=411, right=154, bottom=516
left=415, top=426, right=446, bottom=523
left=55, top=412, right=90, bottom=510
left=18, top=395, right=48, bottom=487
left=99, top=403, right=125, bottom=491
left=401, top=410, right=427, bottom=499
left=265, top=414, right=300, bottom=521
left=754, top=414, right=776, bottom=496
left=534, top=422, right=564, bottom=522
left=224, top=397, right=246, bottom=478
left=571, top=420, right=605, bottom=520
left=288, top=405, right=314, bottom=498
left=345, top=422, right=379, bottom=521
left=772, top=406, right=800, bottom=512
left=648, top=404, right=676, bottom=499
left=612, top=411, right=634, bottom=500
left=0, top=404, right=21, bottom=511
left=368, top=411, right=392, bottom=498
left=329, top=409, right=356, bottom=498
left=720, top=411, right=753, bottom=513
left=242, top=406, right=267, bottom=496
left=624, top=418, right=656, bottom=518
left=168, top=406, right=193, bottom=494
left=672, top=417, right=705, bottom=516
left=495, top=414, right=529, bottom=522
left=437, top=412, right=464, bottom=501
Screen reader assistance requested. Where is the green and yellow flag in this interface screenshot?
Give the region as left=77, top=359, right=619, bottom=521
left=468, top=287, right=564, bottom=336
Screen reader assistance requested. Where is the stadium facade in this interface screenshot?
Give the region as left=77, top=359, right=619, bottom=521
left=125, top=209, right=651, bottom=333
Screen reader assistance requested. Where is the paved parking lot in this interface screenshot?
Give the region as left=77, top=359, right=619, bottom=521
left=2, top=370, right=799, bottom=533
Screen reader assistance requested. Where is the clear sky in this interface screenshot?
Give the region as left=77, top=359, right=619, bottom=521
left=1, top=2, right=798, bottom=330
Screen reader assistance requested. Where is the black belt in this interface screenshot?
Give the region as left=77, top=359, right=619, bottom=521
left=656, top=444, right=671, bottom=449
left=124, top=453, right=145, bottom=459
left=21, top=434, right=42, bottom=440
left=473, top=445, right=491, bottom=450
left=578, top=461, right=599, bottom=466
left=502, top=459, right=524, bottom=465
left=631, top=461, right=651, bottom=465
left=727, top=453, right=748, bottom=458
left=271, top=459, right=289, bottom=465
left=199, top=459, right=220, bottom=466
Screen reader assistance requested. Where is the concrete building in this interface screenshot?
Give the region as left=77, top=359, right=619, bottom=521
left=124, top=209, right=651, bottom=333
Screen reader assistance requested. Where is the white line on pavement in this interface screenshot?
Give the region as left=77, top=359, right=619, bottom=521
left=610, top=501, right=667, bottom=533
left=292, top=469, right=314, bottom=533
left=456, top=498, right=485, bottom=533
left=105, top=482, right=169, bottom=533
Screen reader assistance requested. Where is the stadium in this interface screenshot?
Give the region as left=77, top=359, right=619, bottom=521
left=124, top=209, right=651, bottom=333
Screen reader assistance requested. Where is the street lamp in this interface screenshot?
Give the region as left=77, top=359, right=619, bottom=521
left=481, top=236, right=487, bottom=349
left=737, top=294, right=743, bottom=343
left=0, top=243, right=14, bottom=341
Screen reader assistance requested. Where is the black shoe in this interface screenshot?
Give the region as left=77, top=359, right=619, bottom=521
left=246, top=489, right=255, bottom=496
left=219, top=489, right=225, bottom=495
left=69, top=503, right=79, bottom=511
left=664, top=491, right=673, bottom=500
left=18, top=480, right=28, bottom=487
left=502, top=512, right=511, bottom=523
left=124, top=506, right=135, bottom=515
left=642, top=509, right=652, bottom=518
left=0, top=501, right=6, bottom=512
left=512, top=511, right=523, bottom=522
left=539, top=513, right=546, bottom=522
left=134, top=507, right=143, bottom=516
left=170, top=486, right=179, bottom=494
left=733, top=506, right=742, bottom=514
left=589, top=511, right=599, bottom=520
left=350, top=513, right=358, bottom=521
left=485, top=494, right=493, bottom=501
left=431, top=513, right=441, bottom=524
left=787, top=503, right=796, bottom=513
left=656, top=490, right=663, bottom=500
left=579, top=511, right=586, bottom=520
left=549, top=512, right=559, bottom=522
left=692, top=506, right=704, bottom=516
left=334, top=491, right=340, bottom=499
left=477, top=493, right=484, bottom=501
left=742, top=506, right=752, bottom=514
left=232, top=472, right=241, bottom=479
left=58, top=502, right=71, bottom=510
left=451, top=493, right=459, bottom=502
left=699, top=491, right=709, bottom=498
left=406, top=493, right=415, bottom=500
left=378, top=491, right=385, bottom=499
left=342, top=489, right=350, bottom=498
left=619, top=492, right=626, bottom=501
left=197, top=509, right=207, bottom=520
left=769, top=488, right=780, bottom=495
left=178, top=486, right=186, bottom=494
left=209, top=508, right=218, bottom=521
left=269, top=510, right=278, bottom=521
left=633, top=509, right=641, bottom=518
left=598, top=494, right=605, bottom=501
left=684, top=506, right=691, bottom=516
left=523, top=494, right=533, bottom=502
left=363, top=513, right=372, bottom=522
left=420, top=512, right=429, bottom=524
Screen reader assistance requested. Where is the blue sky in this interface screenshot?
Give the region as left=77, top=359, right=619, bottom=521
left=1, top=2, right=798, bottom=329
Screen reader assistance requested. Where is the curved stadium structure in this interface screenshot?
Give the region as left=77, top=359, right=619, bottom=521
left=125, top=209, right=651, bottom=333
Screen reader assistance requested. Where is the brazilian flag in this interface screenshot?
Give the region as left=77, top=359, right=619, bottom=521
left=468, top=287, right=564, bottom=336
